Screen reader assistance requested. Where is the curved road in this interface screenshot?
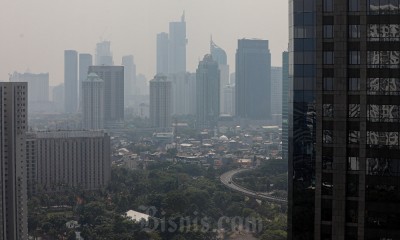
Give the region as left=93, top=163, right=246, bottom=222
left=220, top=168, right=287, bottom=204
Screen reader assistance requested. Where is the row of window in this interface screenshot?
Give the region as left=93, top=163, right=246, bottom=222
left=323, top=103, right=400, bottom=121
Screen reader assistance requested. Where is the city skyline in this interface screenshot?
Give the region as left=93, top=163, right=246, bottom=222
left=0, top=0, right=288, bottom=85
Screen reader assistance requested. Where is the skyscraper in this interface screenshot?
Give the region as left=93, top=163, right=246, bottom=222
left=235, top=39, right=271, bottom=120
left=10, top=71, right=49, bottom=113
left=95, top=41, right=113, bottom=66
left=122, top=55, right=136, bottom=105
left=289, top=1, right=400, bottom=239
left=210, top=38, right=230, bottom=115
left=64, top=50, right=78, bottom=113
left=170, top=72, right=196, bottom=116
left=79, top=53, right=93, bottom=109
left=223, top=84, right=235, bottom=116
left=150, top=75, right=172, bottom=129
left=88, top=66, right=124, bottom=128
left=196, top=54, right=220, bottom=129
left=168, top=13, right=187, bottom=74
left=0, top=82, right=28, bottom=240
left=82, top=73, right=104, bottom=130
left=271, top=66, right=283, bottom=116
left=281, top=51, right=289, bottom=163
left=157, top=32, right=169, bottom=74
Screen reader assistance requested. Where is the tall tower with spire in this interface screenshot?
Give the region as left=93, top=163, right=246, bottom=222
left=168, top=12, right=187, bottom=74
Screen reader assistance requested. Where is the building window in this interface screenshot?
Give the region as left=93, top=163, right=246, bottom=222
left=323, top=130, right=333, bottom=144
left=349, top=104, right=360, bottom=118
left=349, top=25, right=360, bottom=38
left=322, top=173, right=333, bottom=195
left=348, top=78, right=360, bottom=91
left=347, top=157, right=360, bottom=171
left=349, top=51, right=360, bottom=64
left=324, top=0, right=334, bottom=12
left=322, top=156, right=333, bottom=170
left=347, top=174, right=359, bottom=197
left=324, top=51, right=334, bottom=65
left=348, top=131, right=360, bottom=144
left=346, top=201, right=359, bottom=224
left=324, top=77, right=334, bottom=91
left=349, top=0, right=360, bottom=11
left=323, top=104, right=334, bottom=118
left=324, top=25, right=334, bottom=38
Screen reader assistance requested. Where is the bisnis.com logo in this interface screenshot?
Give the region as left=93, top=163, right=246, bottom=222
left=136, top=206, right=264, bottom=234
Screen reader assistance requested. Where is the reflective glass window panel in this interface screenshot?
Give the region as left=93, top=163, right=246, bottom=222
left=349, top=25, right=360, bottom=38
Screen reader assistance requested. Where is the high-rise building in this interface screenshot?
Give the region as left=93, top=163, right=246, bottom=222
left=52, top=83, right=64, bottom=113
left=271, top=66, right=283, bottom=116
left=223, top=84, right=235, bottom=116
left=168, top=13, right=187, bottom=74
left=0, top=82, right=28, bottom=240
left=122, top=55, right=136, bottom=105
left=82, top=73, right=104, bottom=130
left=157, top=32, right=169, bottom=75
left=196, top=54, right=220, bottom=129
left=26, top=131, right=110, bottom=194
left=289, top=1, right=400, bottom=239
left=79, top=53, right=93, bottom=109
left=150, top=75, right=172, bottom=129
left=95, top=41, right=113, bottom=66
left=235, top=39, right=271, bottom=120
left=88, top=66, right=124, bottom=128
left=210, top=39, right=230, bottom=115
left=10, top=71, right=50, bottom=113
left=170, top=72, right=196, bottom=116
left=10, top=72, right=49, bottom=102
left=281, top=51, right=289, bottom=163
left=64, top=50, right=78, bottom=113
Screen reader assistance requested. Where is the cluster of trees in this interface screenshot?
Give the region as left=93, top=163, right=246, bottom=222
left=234, top=159, right=288, bottom=198
left=28, top=161, right=287, bottom=239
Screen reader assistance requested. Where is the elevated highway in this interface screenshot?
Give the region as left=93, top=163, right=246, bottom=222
left=220, top=169, right=287, bottom=204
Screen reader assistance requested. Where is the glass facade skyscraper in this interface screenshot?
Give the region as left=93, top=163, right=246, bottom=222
left=289, top=0, right=400, bottom=239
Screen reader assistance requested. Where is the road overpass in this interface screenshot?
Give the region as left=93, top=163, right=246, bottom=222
left=220, top=168, right=287, bottom=204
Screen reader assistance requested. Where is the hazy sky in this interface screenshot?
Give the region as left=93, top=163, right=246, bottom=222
left=1, top=0, right=288, bottom=85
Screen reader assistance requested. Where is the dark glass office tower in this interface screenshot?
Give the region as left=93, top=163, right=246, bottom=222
left=289, top=0, right=400, bottom=239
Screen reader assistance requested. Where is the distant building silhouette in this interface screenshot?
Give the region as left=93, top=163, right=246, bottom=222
left=88, top=66, right=124, bottom=128
left=168, top=13, right=187, bottom=74
left=82, top=73, right=104, bottom=130
left=271, top=66, right=283, bottom=116
left=170, top=72, right=196, bottom=116
left=223, top=84, right=235, bottom=116
left=0, top=82, right=28, bottom=240
left=157, top=32, right=169, bottom=75
left=210, top=39, right=230, bottom=115
left=122, top=55, right=136, bottom=105
left=235, top=39, right=271, bottom=120
left=64, top=50, right=78, bottom=113
left=150, top=75, right=172, bottom=130
left=79, top=53, right=93, bottom=110
left=10, top=71, right=49, bottom=113
left=95, top=41, right=113, bottom=66
left=196, top=54, right=220, bottom=129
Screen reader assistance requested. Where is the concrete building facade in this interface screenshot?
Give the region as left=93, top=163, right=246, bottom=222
left=150, top=75, right=172, bottom=130
left=0, top=82, right=28, bottom=240
left=64, top=50, right=78, bottom=113
left=26, top=131, right=111, bottom=194
left=235, top=39, right=271, bottom=120
left=82, top=73, right=104, bottom=130
left=196, top=54, right=220, bottom=129
left=88, top=66, right=124, bottom=128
